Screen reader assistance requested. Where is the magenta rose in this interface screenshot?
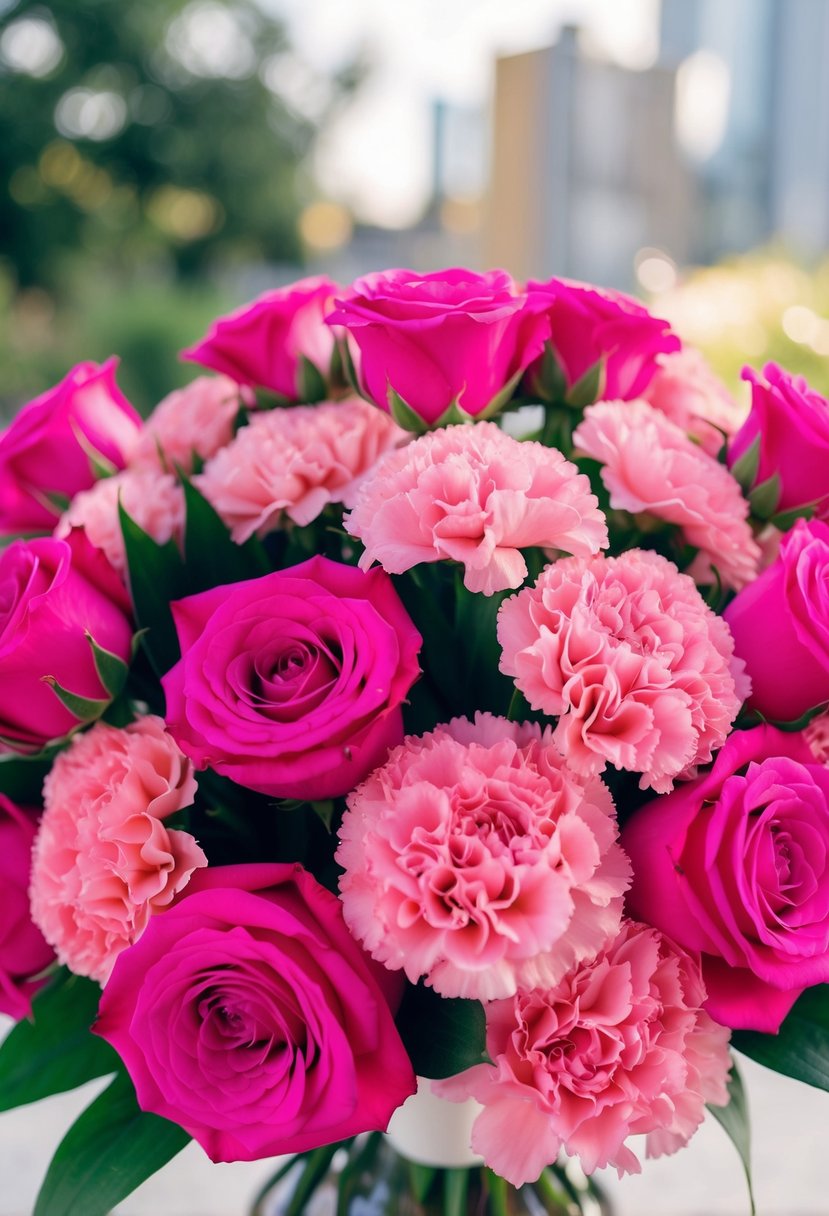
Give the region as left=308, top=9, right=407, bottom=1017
left=622, top=725, right=829, bottom=1032
left=162, top=555, right=422, bottom=799
left=324, top=267, right=548, bottom=426
left=0, top=795, right=55, bottom=1019
left=182, top=276, right=339, bottom=400
left=0, top=359, right=141, bottom=535
left=724, top=518, right=829, bottom=721
left=728, top=363, right=829, bottom=517
left=525, top=277, right=680, bottom=403
left=0, top=530, right=133, bottom=752
left=94, top=863, right=416, bottom=1162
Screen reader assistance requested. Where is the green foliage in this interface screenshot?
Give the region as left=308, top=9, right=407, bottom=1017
left=734, top=985, right=829, bottom=1092
left=395, top=983, right=488, bottom=1079
left=709, top=1059, right=756, bottom=1216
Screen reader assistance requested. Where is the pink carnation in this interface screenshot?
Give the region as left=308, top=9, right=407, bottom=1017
left=196, top=397, right=405, bottom=544
left=643, top=348, right=747, bottom=455
left=30, top=716, right=206, bottom=983
left=130, top=375, right=244, bottom=474
left=574, top=399, right=760, bottom=591
left=55, top=468, right=185, bottom=575
left=498, top=550, right=746, bottom=793
left=336, top=712, right=630, bottom=1001
left=345, top=422, right=608, bottom=596
left=435, top=920, right=731, bottom=1183
left=805, top=710, right=829, bottom=763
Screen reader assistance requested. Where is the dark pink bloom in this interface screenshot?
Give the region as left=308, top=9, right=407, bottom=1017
left=0, top=795, right=55, bottom=1019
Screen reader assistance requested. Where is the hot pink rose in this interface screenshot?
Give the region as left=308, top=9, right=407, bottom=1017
left=337, top=713, right=630, bottom=1001
left=623, top=726, right=829, bottom=1032
left=94, top=863, right=416, bottom=1162
left=325, top=268, right=548, bottom=426
left=724, top=518, right=829, bottom=722
left=130, top=375, right=245, bottom=474
left=643, top=347, right=746, bottom=456
left=435, top=920, right=730, bottom=1183
left=182, top=277, right=338, bottom=400
left=0, top=359, right=141, bottom=535
left=0, top=795, right=55, bottom=1019
left=728, top=363, right=829, bottom=517
left=30, top=716, right=205, bottom=983
left=0, top=531, right=133, bottom=752
left=525, top=278, right=680, bottom=403
left=162, top=555, right=422, bottom=800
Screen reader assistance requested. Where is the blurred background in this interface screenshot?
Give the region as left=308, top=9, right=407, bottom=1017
left=3, top=0, right=829, bottom=417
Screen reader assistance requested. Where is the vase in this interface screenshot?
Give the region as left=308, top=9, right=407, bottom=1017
left=255, top=1080, right=612, bottom=1216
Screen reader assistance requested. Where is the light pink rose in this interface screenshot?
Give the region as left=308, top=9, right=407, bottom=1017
left=30, top=716, right=205, bottom=983
left=337, top=712, right=630, bottom=1001
left=0, top=795, right=55, bottom=1019
left=94, top=863, right=416, bottom=1162
left=525, top=278, right=680, bottom=402
left=435, top=920, right=731, bottom=1183
left=0, top=531, right=133, bottom=753
left=196, top=397, right=405, bottom=544
left=728, top=363, right=829, bottom=517
left=130, top=375, right=244, bottom=474
left=345, top=421, right=608, bottom=596
left=162, top=556, right=422, bottom=800
left=0, top=360, right=141, bottom=534
left=325, top=268, right=548, bottom=425
left=642, top=347, right=746, bottom=455
left=56, top=468, right=185, bottom=575
left=498, top=550, right=746, bottom=793
left=574, top=399, right=760, bottom=591
left=623, top=726, right=829, bottom=1031
left=724, top=518, right=829, bottom=722
left=182, top=277, right=339, bottom=399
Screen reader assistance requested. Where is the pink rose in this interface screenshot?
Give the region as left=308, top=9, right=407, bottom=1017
left=325, top=268, right=548, bottom=426
left=162, top=556, right=422, bottom=799
left=0, top=359, right=141, bottom=535
left=182, top=277, right=339, bottom=400
left=94, top=863, right=416, bottom=1162
left=130, top=375, right=245, bottom=474
left=525, top=278, right=680, bottom=402
left=0, top=795, right=55, bottom=1019
left=622, top=725, right=829, bottom=1032
left=728, top=363, right=829, bottom=517
left=724, top=518, right=829, bottom=722
left=0, top=531, right=133, bottom=752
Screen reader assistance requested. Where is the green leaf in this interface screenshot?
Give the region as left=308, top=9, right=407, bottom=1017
left=454, top=578, right=514, bottom=716
left=730, top=434, right=761, bottom=492
left=296, top=355, right=327, bottom=403
left=34, top=1071, right=190, bottom=1216
left=180, top=476, right=270, bottom=589
left=0, top=970, right=118, bottom=1112
left=0, top=748, right=60, bottom=804
left=708, top=1058, right=756, bottom=1216
left=565, top=356, right=604, bottom=409
left=395, top=983, right=487, bottom=1078
left=119, top=500, right=189, bottom=677
left=748, top=472, right=782, bottom=520
left=309, top=799, right=336, bottom=832
left=85, top=632, right=130, bottom=700
left=733, top=985, right=829, bottom=1092
left=387, top=384, right=429, bottom=434
left=574, top=456, right=613, bottom=516
left=41, top=676, right=110, bottom=724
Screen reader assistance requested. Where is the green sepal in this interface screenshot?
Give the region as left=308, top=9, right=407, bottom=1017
left=771, top=501, right=817, bottom=531
left=730, top=434, right=761, bottom=492
left=748, top=472, right=782, bottom=520
left=708, top=1058, right=756, bottom=1216
left=338, top=337, right=362, bottom=397
left=565, top=356, right=605, bottom=409
left=69, top=419, right=119, bottom=480
left=85, top=632, right=130, bottom=700
left=296, top=355, right=328, bottom=404
left=309, top=799, right=335, bottom=832
left=387, top=384, right=430, bottom=434
left=253, top=386, right=293, bottom=410
left=41, top=676, right=110, bottom=723
left=529, top=341, right=569, bottom=403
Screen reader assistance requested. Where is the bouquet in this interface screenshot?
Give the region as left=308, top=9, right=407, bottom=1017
left=2, top=266, right=828, bottom=1216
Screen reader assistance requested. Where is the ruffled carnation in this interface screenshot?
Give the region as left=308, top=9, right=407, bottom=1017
left=336, top=712, right=630, bottom=1001
left=804, top=710, right=829, bottom=763
left=642, top=348, right=747, bottom=455
left=435, top=920, right=731, bottom=1183
left=30, top=716, right=206, bottom=982
left=498, top=550, right=746, bottom=792
left=574, top=399, right=760, bottom=591
left=345, top=421, right=608, bottom=596
left=130, top=375, right=244, bottom=473
left=196, top=397, right=405, bottom=544
left=55, top=467, right=185, bottom=575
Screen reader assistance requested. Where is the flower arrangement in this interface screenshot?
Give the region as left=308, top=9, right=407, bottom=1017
left=2, top=266, right=828, bottom=1216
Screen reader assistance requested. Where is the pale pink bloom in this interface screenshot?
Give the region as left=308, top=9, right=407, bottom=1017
left=196, top=396, right=405, bottom=544
left=130, top=375, right=244, bottom=474
left=574, top=399, right=760, bottom=591
left=336, top=712, right=630, bottom=1001
left=56, top=467, right=185, bottom=575
left=30, top=716, right=206, bottom=983
left=435, top=920, right=731, bottom=1183
left=345, top=422, right=608, bottom=596
left=643, top=347, right=747, bottom=455
left=805, top=711, right=829, bottom=763
left=498, top=550, right=746, bottom=793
